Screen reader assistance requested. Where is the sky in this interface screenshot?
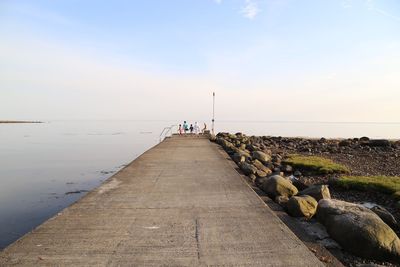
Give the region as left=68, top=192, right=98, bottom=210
left=0, top=0, right=399, bottom=122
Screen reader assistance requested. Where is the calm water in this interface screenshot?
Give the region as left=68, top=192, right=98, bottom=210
left=0, top=120, right=399, bottom=249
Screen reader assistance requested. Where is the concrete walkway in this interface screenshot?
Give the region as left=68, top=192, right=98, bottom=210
left=0, top=136, right=323, bottom=266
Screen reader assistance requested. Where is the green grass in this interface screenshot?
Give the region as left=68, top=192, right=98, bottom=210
left=284, top=155, right=350, bottom=174
left=336, top=175, right=400, bottom=196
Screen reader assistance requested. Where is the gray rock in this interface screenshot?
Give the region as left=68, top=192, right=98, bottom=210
left=228, top=134, right=237, bottom=140
left=216, top=137, right=224, bottom=145
left=255, top=176, right=269, bottom=187
left=367, top=139, right=390, bottom=147
left=252, top=151, right=271, bottom=164
left=232, top=150, right=250, bottom=164
left=290, top=176, right=308, bottom=191
left=249, top=174, right=257, bottom=184
left=299, top=185, right=331, bottom=201
left=246, top=144, right=258, bottom=152
left=232, top=153, right=246, bottom=163
left=219, top=139, right=236, bottom=153
left=253, top=159, right=272, bottom=174
left=287, top=195, right=318, bottom=219
left=371, top=205, right=398, bottom=230
left=272, top=167, right=281, bottom=173
left=275, top=195, right=289, bottom=209
left=239, top=162, right=257, bottom=176
left=317, top=199, right=400, bottom=261
left=256, top=170, right=267, bottom=178
left=260, top=175, right=298, bottom=198
left=395, top=140, right=400, bottom=148
left=339, top=139, right=351, bottom=147
left=228, top=145, right=239, bottom=155
left=282, top=165, right=293, bottom=173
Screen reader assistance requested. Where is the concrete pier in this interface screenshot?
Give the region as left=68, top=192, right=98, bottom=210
left=0, top=136, right=323, bottom=266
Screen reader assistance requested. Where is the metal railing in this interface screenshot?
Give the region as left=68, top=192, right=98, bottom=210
left=159, top=124, right=177, bottom=142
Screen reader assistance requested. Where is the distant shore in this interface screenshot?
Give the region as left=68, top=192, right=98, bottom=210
left=0, top=121, right=42, bottom=124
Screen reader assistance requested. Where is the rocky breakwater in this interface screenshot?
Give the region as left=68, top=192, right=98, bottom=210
left=317, top=199, right=400, bottom=262
left=212, top=132, right=400, bottom=265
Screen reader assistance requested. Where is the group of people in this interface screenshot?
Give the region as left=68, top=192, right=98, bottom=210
left=178, top=121, right=207, bottom=135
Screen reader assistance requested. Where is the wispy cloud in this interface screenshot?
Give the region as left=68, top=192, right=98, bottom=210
left=341, top=0, right=400, bottom=21
left=240, top=0, right=260, bottom=20
left=365, top=0, right=400, bottom=21
left=214, top=0, right=223, bottom=4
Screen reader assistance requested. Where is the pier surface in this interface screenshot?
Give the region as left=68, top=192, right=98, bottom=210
left=0, top=136, right=323, bottom=266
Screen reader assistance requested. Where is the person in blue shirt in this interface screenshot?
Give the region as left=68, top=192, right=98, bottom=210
left=183, top=121, right=189, bottom=134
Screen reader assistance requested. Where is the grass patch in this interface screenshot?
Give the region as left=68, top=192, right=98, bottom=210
left=284, top=155, right=350, bottom=174
left=336, top=175, right=400, bottom=196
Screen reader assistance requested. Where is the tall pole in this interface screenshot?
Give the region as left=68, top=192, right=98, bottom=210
left=212, top=92, right=215, bottom=135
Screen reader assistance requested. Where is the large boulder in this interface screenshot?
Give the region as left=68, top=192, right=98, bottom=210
left=239, top=162, right=257, bottom=176
left=371, top=206, right=398, bottom=230
left=367, top=139, right=391, bottom=147
left=255, top=176, right=269, bottom=187
left=228, top=133, right=237, bottom=140
left=256, top=170, right=268, bottom=178
left=252, top=159, right=272, bottom=174
left=317, top=199, right=400, bottom=261
left=218, top=139, right=237, bottom=154
left=246, top=144, right=258, bottom=152
left=232, top=152, right=245, bottom=163
left=260, top=175, right=298, bottom=198
left=232, top=150, right=250, bottom=164
left=339, top=139, right=351, bottom=147
left=287, top=195, right=318, bottom=218
left=299, top=185, right=331, bottom=201
left=289, top=176, right=308, bottom=191
left=252, top=151, right=271, bottom=164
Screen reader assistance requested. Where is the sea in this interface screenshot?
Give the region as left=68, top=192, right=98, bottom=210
left=0, top=120, right=399, bottom=249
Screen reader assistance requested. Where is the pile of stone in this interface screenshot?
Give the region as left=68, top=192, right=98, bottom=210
left=211, top=132, right=400, bottom=262
left=214, top=133, right=399, bottom=155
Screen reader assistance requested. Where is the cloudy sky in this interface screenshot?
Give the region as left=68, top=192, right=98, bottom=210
left=1, top=0, right=399, bottom=122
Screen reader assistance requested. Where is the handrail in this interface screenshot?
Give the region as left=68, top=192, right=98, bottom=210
left=159, top=124, right=177, bottom=142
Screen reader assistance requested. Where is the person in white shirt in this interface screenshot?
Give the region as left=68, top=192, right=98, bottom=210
left=194, top=122, right=200, bottom=135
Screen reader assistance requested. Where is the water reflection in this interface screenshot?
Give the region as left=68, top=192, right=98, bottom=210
left=0, top=120, right=164, bottom=249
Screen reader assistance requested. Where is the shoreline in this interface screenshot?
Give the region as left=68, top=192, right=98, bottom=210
left=213, top=132, right=400, bottom=266
left=0, top=120, right=43, bottom=123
